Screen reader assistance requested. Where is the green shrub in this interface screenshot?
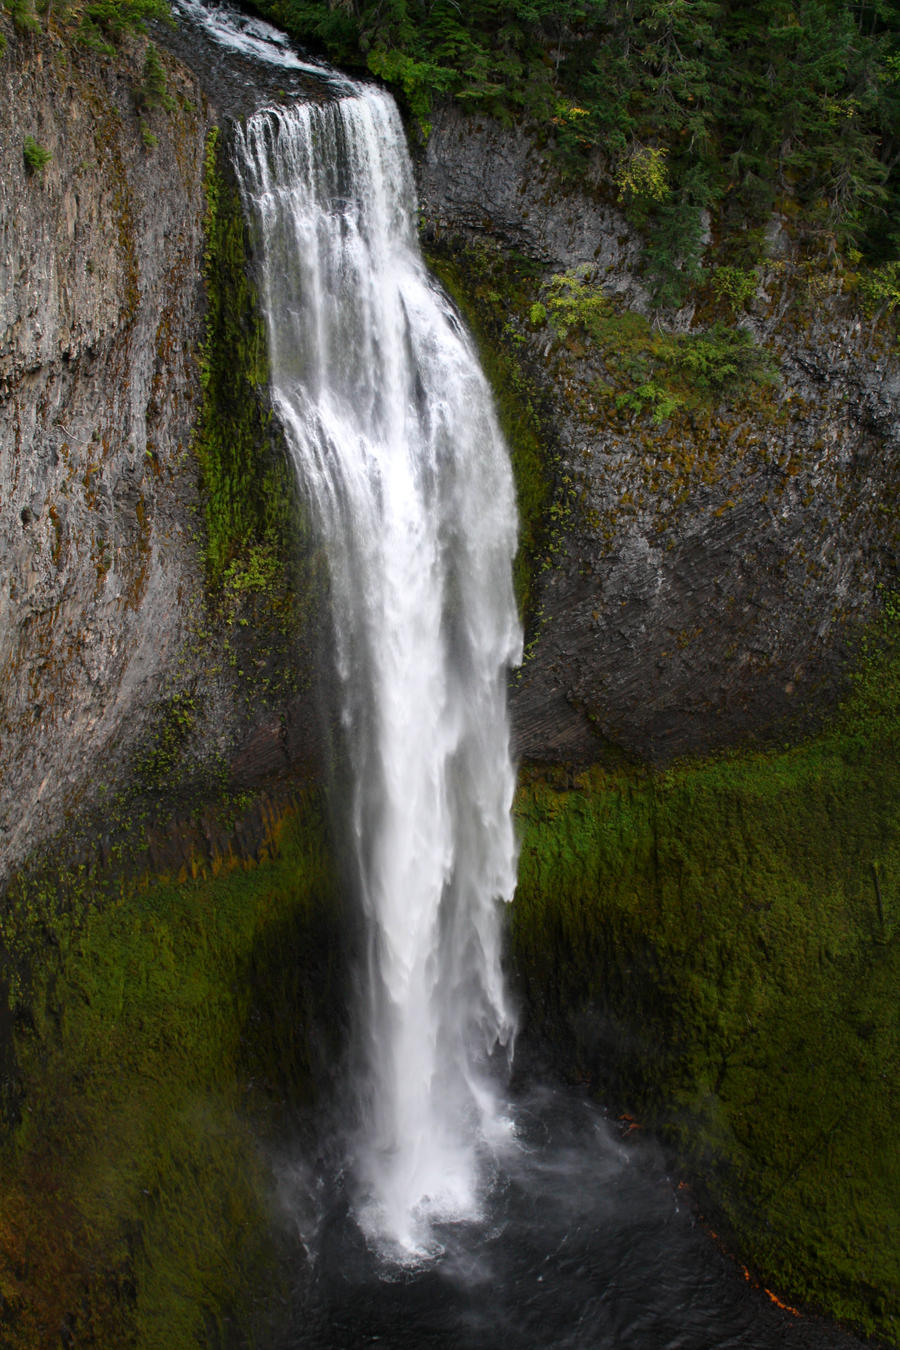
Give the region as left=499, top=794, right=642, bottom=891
left=669, top=324, right=779, bottom=393
left=614, top=144, right=670, bottom=209
left=711, top=264, right=759, bottom=311
left=3, top=0, right=170, bottom=53
left=365, top=45, right=451, bottom=137
left=23, top=135, right=51, bottom=174
left=545, top=267, right=610, bottom=341
left=857, top=260, right=900, bottom=317
left=77, top=0, right=170, bottom=52
left=615, top=380, right=684, bottom=424
left=539, top=269, right=779, bottom=417
left=138, top=41, right=176, bottom=113
left=4, top=0, right=40, bottom=32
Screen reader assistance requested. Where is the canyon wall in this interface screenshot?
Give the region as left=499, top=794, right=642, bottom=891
left=419, top=103, right=900, bottom=763
left=0, top=22, right=323, bottom=888
left=0, top=22, right=897, bottom=1345
left=0, top=26, right=211, bottom=875
left=1, top=29, right=897, bottom=881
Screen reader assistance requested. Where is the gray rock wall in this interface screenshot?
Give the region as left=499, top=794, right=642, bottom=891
left=0, top=27, right=215, bottom=876
left=420, top=103, right=900, bottom=762
left=2, top=37, right=897, bottom=890
left=0, top=21, right=337, bottom=889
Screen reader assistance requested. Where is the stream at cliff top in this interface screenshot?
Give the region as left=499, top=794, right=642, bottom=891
left=172, top=5, right=870, bottom=1346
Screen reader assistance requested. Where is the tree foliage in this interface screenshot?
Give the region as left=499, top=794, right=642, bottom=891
left=257, top=0, right=900, bottom=302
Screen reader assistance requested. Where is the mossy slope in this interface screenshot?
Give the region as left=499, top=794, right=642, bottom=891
left=512, top=628, right=900, bottom=1343
left=0, top=792, right=343, bottom=1349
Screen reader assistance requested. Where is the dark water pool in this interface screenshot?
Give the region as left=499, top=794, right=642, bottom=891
left=269, top=1083, right=868, bottom=1350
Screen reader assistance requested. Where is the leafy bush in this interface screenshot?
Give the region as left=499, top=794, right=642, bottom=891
left=614, top=145, right=670, bottom=209
left=545, top=268, right=610, bottom=341
left=857, top=260, right=900, bottom=316
left=615, top=380, right=685, bottom=424
left=539, top=269, right=778, bottom=419
left=366, top=46, right=451, bottom=136
left=711, top=265, right=759, bottom=311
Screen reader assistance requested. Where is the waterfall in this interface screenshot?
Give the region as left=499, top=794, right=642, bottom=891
left=233, top=90, right=522, bottom=1255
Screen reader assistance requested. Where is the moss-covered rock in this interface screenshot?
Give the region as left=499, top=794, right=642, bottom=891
left=0, top=790, right=344, bottom=1348
left=195, top=126, right=297, bottom=586
left=425, top=239, right=559, bottom=632
left=511, top=620, right=900, bottom=1344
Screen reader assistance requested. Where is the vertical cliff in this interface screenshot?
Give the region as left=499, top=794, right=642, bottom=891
left=419, top=104, right=900, bottom=765
left=0, top=28, right=344, bottom=1345
left=0, top=23, right=214, bottom=874
left=1, top=12, right=898, bottom=1345
left=0, top=19, right=326, bottom=889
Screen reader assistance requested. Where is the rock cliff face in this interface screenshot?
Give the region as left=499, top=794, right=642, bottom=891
left=0, top=24, right=323, bottom=887
left=0, top=27, right=897, bottom=1348
left=419, top=104, right=900, bottom=763
left=0, top=27, right=213, bottom=878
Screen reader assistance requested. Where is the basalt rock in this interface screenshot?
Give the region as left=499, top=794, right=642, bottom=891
left=419, top=103, right=900, bottom=763
left=0, top=23, right=322, bottom=887
left=2, top=33, right=898, bottom=885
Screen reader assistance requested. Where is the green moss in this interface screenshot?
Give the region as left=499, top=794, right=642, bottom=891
left=195, top=127, right=298, bottom=585
left=511, top=620, right=900, bottom=1342
left=0, top=792, right=343, bottom=1348
left=22, top=134, right=51, bottom=175
left=134, top=691, right=199, bottom=793
left=192, top=127, right=325, bottom=714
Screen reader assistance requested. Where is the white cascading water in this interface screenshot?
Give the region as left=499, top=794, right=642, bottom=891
left=233, top=89, right=522, bottom=1255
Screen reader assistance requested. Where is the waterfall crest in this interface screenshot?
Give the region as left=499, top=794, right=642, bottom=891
left=234, top=89, right=522, bottom=1256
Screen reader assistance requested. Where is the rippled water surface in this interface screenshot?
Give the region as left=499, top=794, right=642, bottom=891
left=272, top=1084, right=868, bottom=1350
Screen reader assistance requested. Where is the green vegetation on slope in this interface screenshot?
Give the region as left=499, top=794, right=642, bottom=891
left=539, top=265, right=780, bottom=422
left=255, top=0, right=900, bottom=305
left=3, top=0, right=168, bottom=53
left=0, top=792, right=343, bottom=1348
left=512, top=603, right=900, bottom=1343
